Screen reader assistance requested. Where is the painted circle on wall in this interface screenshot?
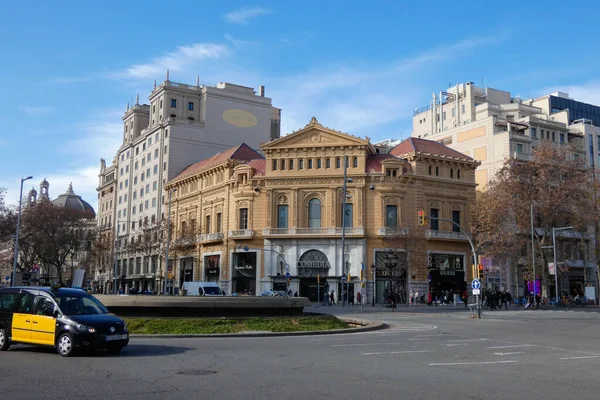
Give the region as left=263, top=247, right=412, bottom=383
left=223, top=109, right=258, bottom=128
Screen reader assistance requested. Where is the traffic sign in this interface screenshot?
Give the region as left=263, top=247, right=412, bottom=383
left=471, top=279, right=481, bottom=290
left=472, top=288, right=481, bottom=295
left=341, top=273, right=347, bottom=281
left=285, top=272, right=291, bottom=279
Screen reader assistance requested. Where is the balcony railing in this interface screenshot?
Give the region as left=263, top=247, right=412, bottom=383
left=425, top=230, right=471, bottom=241
left=263, top=227, right=365, bottom=237
left=198, top=232, right=224, bottom=243
left=377, top=227, right=409, bottom=237
left=228, top=229, right=255, bottom=239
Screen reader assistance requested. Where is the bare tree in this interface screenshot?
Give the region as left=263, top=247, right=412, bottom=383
left=472, top=142, right=591, bottom=295
left=21, top=201, right=93, bottom=283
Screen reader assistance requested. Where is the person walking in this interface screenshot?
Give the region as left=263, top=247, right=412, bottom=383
left=329, top=290, right=335, bottom=306
left=462, top=290, right=469, bottom=309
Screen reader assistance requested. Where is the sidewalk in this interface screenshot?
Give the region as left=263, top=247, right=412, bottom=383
left=306, top=302, right=472, bottom=315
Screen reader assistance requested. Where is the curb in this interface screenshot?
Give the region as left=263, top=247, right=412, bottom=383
left=129, top=317, right=388, bottom=339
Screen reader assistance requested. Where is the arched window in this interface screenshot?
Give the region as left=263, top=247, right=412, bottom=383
left=308, top=198, right=321, bottom=228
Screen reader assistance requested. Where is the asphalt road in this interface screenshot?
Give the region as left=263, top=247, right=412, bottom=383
left=2, top=307, right=600, bottom=400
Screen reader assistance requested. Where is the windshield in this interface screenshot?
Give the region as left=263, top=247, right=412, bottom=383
left=54, top=293, right=109, bottom=315
left=204, top=287, right=222, bottom=295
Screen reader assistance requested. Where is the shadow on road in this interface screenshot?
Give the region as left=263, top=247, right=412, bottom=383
left=9, top=343, right=193, bottom=358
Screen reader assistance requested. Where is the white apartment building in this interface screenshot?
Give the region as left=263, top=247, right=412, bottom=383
left=395, top=82, right=600, bottom=298
left=409, top=82, right=589, bottom=187
left=98, top=73, right=281, bottom=293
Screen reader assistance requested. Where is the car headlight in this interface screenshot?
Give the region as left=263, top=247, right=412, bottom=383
left=76, top=324, right=95, bottom=333
left=122, top=323, right=128, bottom=333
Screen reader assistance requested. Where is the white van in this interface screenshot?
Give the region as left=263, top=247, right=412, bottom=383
left=182, top=282, right=225, bottom=296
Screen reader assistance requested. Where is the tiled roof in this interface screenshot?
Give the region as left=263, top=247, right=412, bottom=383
left=365, top=154, right=412, bottom=173
left=246, top=159, right=266, bottom=176
left=172, top=143, right=263, bottom=181
left=390, top=137, right=473, bottom=161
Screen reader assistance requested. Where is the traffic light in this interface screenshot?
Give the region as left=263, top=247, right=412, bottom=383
left=417, top=210, right=425, bottom=226
left=360, top=270, right=363, bottom=281
left=347, top=274, right=351, bottom=283
left=478, top=264, right=484, bottom=280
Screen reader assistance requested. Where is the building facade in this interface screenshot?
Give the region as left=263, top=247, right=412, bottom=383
left=99, top=73, right=281, bottom=293
left=164, top=118, right=479, bottom=303
left=404, top=83, right=599, bottom=297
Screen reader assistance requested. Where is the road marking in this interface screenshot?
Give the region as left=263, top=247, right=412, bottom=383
left=412, top=334, right=446, bottom=337
left=560, top=356, right=600, bottom=360
left=446, top=338, right=487, bottom=343
left=429, top=361, right=517, bottom=366
left=446, top=343, right=469, bottom=347
left=408, top=338, right=430, bottom=341
left=362, top=350, right=434, bottom=355
left=493, top=352, right=524, bottom=356
left=332, top=342, right=403, bottom=347
left=487, top=344, right=534, bottom=349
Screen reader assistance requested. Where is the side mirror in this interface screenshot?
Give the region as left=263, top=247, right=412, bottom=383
left=53, top=308, right=60, bottom=318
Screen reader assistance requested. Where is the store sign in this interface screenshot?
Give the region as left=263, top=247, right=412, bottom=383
left=428, top=254, right=464, bottom=271
left=376, top=269, right=407, bottom=278
left=235, top=264, right=254, bottom=271
left=298, top=261, right=331, bottom=269
left=207, top=268, right=220, bottom=276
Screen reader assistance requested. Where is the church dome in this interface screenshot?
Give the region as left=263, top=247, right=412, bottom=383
left=51, top=183, right=96, bottom=218
left=40, top=178, right=49, bottom=187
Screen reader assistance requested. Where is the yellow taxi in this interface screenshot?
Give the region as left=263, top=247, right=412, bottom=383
left=0, top=286, right=128, bottom=357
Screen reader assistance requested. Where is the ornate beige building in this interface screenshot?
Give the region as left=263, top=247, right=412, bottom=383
left=164, top=118, right=479, bottom=303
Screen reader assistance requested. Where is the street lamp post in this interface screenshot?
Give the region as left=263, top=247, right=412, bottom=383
left=340, top=156, right=352, bottom=307
left=371, top=264, right=376, bottom=307
left=12, top=176, right=33, bottom=287
left=163, top=188, right=177, bottom=296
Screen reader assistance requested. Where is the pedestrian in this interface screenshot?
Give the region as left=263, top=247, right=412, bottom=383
left=409, top=290, right=415, bottom=305
left=330, top=290, right=335, bottom=306
left=356, top=291, right=362, bottom=305
left=462, top=290, right=469, bottom=309
left=535, top=293, right=541, bottom=309
left=414, top=290, right=419, bottom=304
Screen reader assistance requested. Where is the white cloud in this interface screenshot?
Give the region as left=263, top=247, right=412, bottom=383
left=267, top=33, right=507, bottom=138
left=224, top=34, right=260, bottom=48
left=224, top=6, right=270, bottom=24
left=112, top=43, right=229, bottom=80
left=52, top=76, right=93, bottom=85
left=20, top=106, right=54, bottom=115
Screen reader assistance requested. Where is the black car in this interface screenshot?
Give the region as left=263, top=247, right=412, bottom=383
left=0, top=286, right=128, bottom=357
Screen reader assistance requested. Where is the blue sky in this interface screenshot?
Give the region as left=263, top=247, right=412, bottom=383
left=2, top=0, right=600, bottom=209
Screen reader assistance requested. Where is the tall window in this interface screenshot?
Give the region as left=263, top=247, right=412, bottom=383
left=430, top=208, right=439, bottom=231
left=299, top=159, right=304, bottom=169
left=342, top=203, right=353, bottom=228
left=452, top=210, right=461, bottom=233
left=308, top=198, right=321, bottom=228
left=216, top=212, right=222, bottom=233
left=308, top=159, right=313, bottom=169
left=277, top=205, right=288, bottom=229
left=171, top=99, right=177, bottom=108
left=385, top=205, right=397, bottom=228
left=181, top=221, right=187, bottom=236
left=317, top=159, right=322, bottom=169
left=188, top=102, right=194, bottom=111
left=336, top=157, right=341, bottom=168
left=205, top=215, right=211, bottom=234
left=353, top=157, right=358, bottom=168
left=326, top=158, right=331, bottom=168
left=239, top=208, right=249, bottom=230
left=289, top=159, right=294, bottom=170
left=273, top=159, right=277, bottom=170
left=281, top=159, right=286, bottom=170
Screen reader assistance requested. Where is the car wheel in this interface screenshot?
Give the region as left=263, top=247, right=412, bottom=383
left=106, top=345, right=124, bottom=354
left=0, top=329, right=10, bottom=351
left=56, top=333, right=75, bottom=357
